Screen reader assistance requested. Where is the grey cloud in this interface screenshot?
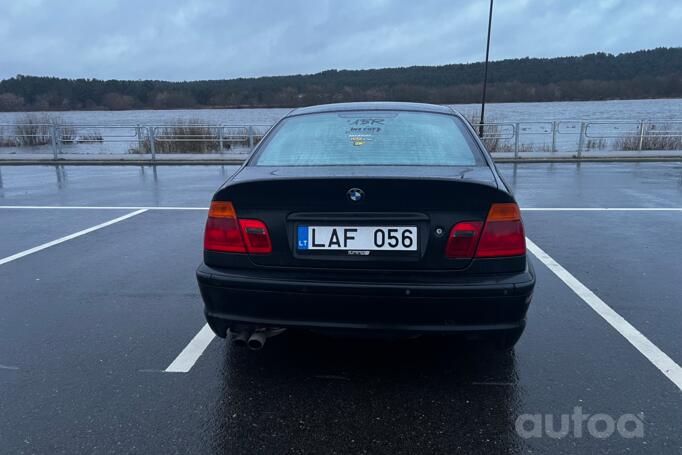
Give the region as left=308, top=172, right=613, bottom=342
left=0, top=0, right=680, bottom=80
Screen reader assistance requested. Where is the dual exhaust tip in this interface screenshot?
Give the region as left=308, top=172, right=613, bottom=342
left=231, top=328, right=284, bottom=350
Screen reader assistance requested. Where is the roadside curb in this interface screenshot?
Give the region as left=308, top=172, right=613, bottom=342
left=0, top=159, right=246, bottom=166
left=1, top=156, right=681, bottom=165
left=493, top=156, right=682, bottom=163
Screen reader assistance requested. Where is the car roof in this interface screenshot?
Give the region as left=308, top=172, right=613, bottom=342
left=288, top=101, right=457, bottom=117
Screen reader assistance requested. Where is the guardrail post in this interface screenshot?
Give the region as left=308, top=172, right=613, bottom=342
left=514, top=122, right=520, bottom=158
left=638, top=120, right=645, bottom=151
left=248, top=126, right=254, bottom=151
left=577, top=122, right=586, bottom=159
left=551, top=121, right=557, bottom=153
left=50, top=125, right=60, bottom=160
left=148, top=127, right=156, bottom=162
left=136, top=124, right=143, bottom=153
left=219, top=126, right=224, bottom=153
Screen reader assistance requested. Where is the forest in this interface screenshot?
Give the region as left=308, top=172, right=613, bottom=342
left=0, top=47, right=680, bottom=111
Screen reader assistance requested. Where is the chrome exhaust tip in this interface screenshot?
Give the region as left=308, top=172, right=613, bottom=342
left=247, top=331, right=267, bottom=350
left=231, top=330, right=250, bottom=348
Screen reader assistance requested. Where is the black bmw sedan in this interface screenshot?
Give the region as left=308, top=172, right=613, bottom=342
left=196, top=102, right=535, bottom=350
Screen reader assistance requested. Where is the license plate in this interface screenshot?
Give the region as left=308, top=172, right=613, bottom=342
left=297, top=226, right=418, bottom=251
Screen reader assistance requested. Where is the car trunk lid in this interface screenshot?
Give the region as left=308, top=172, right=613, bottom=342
left=213, top=165, right=510, bottom=270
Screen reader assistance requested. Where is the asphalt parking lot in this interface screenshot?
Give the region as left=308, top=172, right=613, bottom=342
left=1, top=162, right=681, bottom=454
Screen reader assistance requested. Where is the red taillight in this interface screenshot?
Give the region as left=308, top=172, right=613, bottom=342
left=204, top=201, right=271, bottom=254
left=444, top=203, right=525, bottom=259
left=475, top=203, right=526, bottom=257
left=446, top=221, right=483, bottom=258
left=239, top=219, right=272, bottom=254
left=204, top=217, right=245, bottom=252
left=204, top=202, right=246, bottom=253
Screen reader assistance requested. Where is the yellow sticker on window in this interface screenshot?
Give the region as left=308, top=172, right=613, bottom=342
left=349, top=135, right=372, bottom=146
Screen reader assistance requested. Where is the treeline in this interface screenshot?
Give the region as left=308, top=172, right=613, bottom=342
left=1, top=47, right=681, bottom=111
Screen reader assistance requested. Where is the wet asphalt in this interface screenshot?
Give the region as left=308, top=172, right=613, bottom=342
left=0, top=162, right=681, bottom=454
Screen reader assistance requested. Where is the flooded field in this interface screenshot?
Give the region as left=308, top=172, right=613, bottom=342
left=0, top=98, right=681, bottom=155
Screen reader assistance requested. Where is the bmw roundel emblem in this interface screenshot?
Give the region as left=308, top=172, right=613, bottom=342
left=347, top=188, right=364, bottom=203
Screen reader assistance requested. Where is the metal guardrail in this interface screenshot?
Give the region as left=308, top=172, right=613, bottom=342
left=470, top=119, right=682, bottom=158
left=1, top=119, right=681, bottom=161
left=0, top=123, right=272, bottom=161
left=146, top=125, right=270, bottom=160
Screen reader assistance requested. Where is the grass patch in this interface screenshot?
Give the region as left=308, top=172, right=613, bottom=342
left=585, top=138, right=607, bottom=150
left=154, top=121, right=221, bottom=153
left=0, top=114, right=78, bottom=147
left=0, top=126, right=11, bottom=147
left=12, top=114, right=52, bottom=146
left=60, top=125, right=77, bottom=144
left=129, top=119, right=262, bottom=154
left=466, top=114, right=508, bottom=152
left=76, top=133, right=104, bottom=143
left=487, top=142, right=553, bottom=153
left=614, top=123, right=682, bottom=151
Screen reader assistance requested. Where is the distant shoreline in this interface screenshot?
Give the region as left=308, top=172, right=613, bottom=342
left=0, top=96, right=680, bottom=114
left=1, top=48, right=680, bottom=112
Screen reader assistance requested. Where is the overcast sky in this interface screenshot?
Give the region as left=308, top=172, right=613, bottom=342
left=0, top=0, right=680, bottom=81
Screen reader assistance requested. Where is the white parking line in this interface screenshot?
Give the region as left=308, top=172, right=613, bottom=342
left=0, top=205, right=207, bottom=210
left=522, top=207, right=682, bottom=211
left=1, top=205, right=682, bottom=211
left=164, top=324, right=216, bottom=373
left=0, top=209, right=148, bottom=266
left=2, top=204, right=681, bottom=378
left=526, top=237, right=682, bottom=393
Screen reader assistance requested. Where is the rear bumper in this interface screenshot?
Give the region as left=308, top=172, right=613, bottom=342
left=196, top=262, right=535, bottom=337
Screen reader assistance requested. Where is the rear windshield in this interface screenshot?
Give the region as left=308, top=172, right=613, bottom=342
left=253, top=111, right=483, bottom=166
